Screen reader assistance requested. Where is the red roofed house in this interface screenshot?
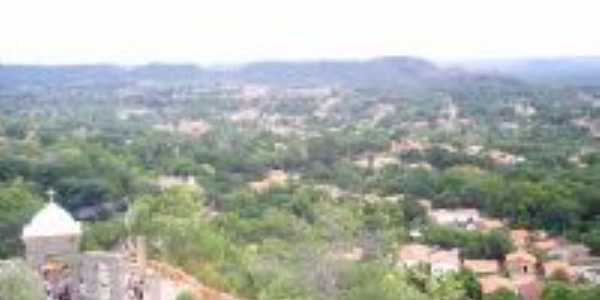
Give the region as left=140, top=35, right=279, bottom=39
left=543, top=260, right=575, bottom=281
left=506, top=249, right=537, bottom=276
left=397, top=244, right=461, bottom=276
left=429, top=248, right=461, bottom=276
left=513, top=275, right=542, bottom=300
left=548, top=244, right=591, bottom=264
left=463, top=259, right=500, bottom=275
left=510, top=229, right=530, bottom=248
left=479, top=275, right=516, bottom=295
left=533, top=238, right=562, bottom=253
left=397, top=244, right=432, bottom=268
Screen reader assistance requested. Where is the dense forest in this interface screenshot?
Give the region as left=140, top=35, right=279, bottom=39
left=0, top=57, right=599, bottom=300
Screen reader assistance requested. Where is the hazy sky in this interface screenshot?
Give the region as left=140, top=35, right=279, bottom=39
left=1, top=0, right=599, bottom=65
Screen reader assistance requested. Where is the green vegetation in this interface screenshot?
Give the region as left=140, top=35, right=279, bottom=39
left=0, top=60, right=599, bottom=299
left=0, top=259, right=46, bottom=300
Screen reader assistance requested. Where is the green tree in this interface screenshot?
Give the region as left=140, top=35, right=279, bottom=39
left=484, top=289, right=520, bottom=300
left=0, top=180, right=43, bottom=258
left=0, top=259, right=45, bottom=300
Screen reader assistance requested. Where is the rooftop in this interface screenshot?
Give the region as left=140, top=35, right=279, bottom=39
left=479, top=275, right=515, bottom=294
left=506, top=249, right=536, bottom=264
left=463, top=260, right=500, bottom=274
left=398, top=243, right=432, bottom=262
left=22, top=202, right=81, bottom=239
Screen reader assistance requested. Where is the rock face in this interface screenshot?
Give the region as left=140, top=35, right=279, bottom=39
left=79, top=252, right=127, bottom=300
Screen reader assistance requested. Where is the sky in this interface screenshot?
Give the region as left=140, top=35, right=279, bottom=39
left=1, top=0, right=600, bottom=65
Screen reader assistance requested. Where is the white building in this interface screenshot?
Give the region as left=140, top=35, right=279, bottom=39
left=429, top=208, right=481, bottom=230
left=397, top=244, right=461, bottom=276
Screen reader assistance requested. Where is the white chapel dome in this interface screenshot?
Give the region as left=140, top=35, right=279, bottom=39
left=22, top=202, right=82, bottom=239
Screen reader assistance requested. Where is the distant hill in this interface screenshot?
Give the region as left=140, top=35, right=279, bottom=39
left=0, top=56, right=521, bottom=90
left=459, top=57, right=600, bottom=86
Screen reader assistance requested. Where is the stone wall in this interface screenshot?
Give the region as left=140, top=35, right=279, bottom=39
left=23, top=235, right=80, bottom=271
left=79, top=252, right=127, bottom=300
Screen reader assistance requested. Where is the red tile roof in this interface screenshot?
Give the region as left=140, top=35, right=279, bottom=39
left=463, top=260, right=500, bottom=274
left=513, top=275, right=542, bottom=300
left=506, top=249, right=536, bottom=264
left=479, top=275, right=515, bottom=294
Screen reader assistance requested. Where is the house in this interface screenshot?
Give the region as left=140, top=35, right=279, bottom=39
left=543, top=260, right=575, bottom=281
left=514, top=103, right=537, bottom=117
left=176, top=120, right=211, bottom=138
left=407, top=162, right=433, bottom=171
left=153, top=120, right=211, bottom=138
left=397, top=244, right=460, bottom=276
left=390, top=139, right=429, bottom=154
left=478, top=218, right=505, bottom=232
left=353, top=154, right=400, bottom=170
left=531, top=230, right=549, bottom=241
left=465, top=145, right=484, bottom=156
left=479, top=275, right=516, bottom=295
left=249, top=170, right=290, bottom=193
left=533, top=238, right=562, bottom=253
left=591, top=119, right=600, bottom=139
left=571, top=263, right=600, bottom=284
left=156, top=175, right=199, bottom=191
left=238, top=84, right=271, bottom=100
left=547, top=244, right=591, bottom=264
left=463, top=260, right=500, bottom=275
left=513, top=275, right=542, bottom=300
left=510, top=229, right=530, bottom=248
left=429, top=249, right=461, bottom=276
left=397, top=244, right=432, bottom=268
left=506, top=250, right=537, bottom=276
left=117, top=108, right=151, bottom=120
left=417, top=199, right=433, bottom=213
left=329, top=247, right=364, bottom=262
left=429, top=208, right=481, bottom=230
left=488, top=150, right=525, bottom=165
left=230, top=109, right=261, bottom=123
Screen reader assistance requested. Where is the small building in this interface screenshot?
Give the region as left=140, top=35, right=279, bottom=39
left=353, top=154, right=400, bottom=170
left=463, top=259, right=500, bottom=275
left=156, top=175, right=199, bottom=191
left=176, top=120, right=211, bottom=138
left=571, top=263, right=600, bottom=284
left=249, top=170, right=290, bottom=193
left=513, top=275, right=542, bottom=300
left=510, top=229, right=530, bottom=248
left=547, top=244, right=591, bottom=264
left=488, top=150, right=525, bottom=166
left=543, top=260, right=575, bottom=281
left=478, top=217, right=505, bottom=232
left=506, top=250, right=537, bottom=276
left=328, top=247, right=364, bottom=262
left=465, top=145, right=484, bottom=156
left=397, top=244, right=432, bottom=268
left=397, top=244, right=460, bottom=276
left=532, top=238, right=562, bottom=253
left=479, top=275, right=516, bottom=295
left=429, top=248, right=461, bottom=276
left=429, top=208, right=481, bottom=230
left=390, top=139, right=429, bottom=154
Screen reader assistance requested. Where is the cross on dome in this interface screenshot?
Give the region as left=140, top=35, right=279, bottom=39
left=46, top=188, right=56, bottom=203
left=21, top=189, right=81, bottom=239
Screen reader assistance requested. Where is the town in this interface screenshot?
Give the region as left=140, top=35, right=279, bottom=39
left=1, top=56, right=600, bottom=300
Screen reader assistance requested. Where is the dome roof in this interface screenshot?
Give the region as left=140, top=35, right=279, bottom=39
left=22, top=202, right=81, bottom=239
